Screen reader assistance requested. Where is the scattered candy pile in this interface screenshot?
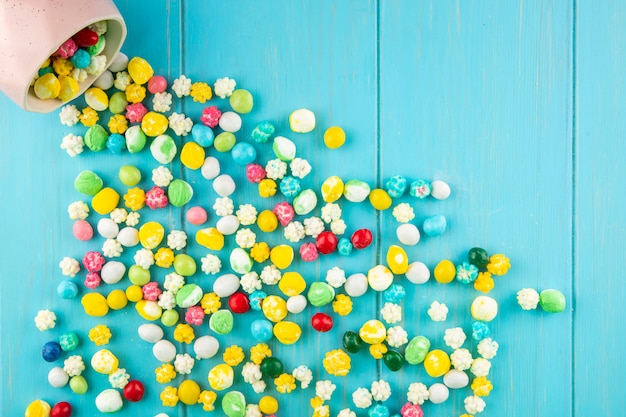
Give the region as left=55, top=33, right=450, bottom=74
left=25, top=53, right=567, bottom=417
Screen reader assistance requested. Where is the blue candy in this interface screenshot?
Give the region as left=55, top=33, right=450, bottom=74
left=456, top=261, right=479, bottom=284
left=409, top=179, right=431, bottom=198
left=337, top=238, right=353, bottom=256
left=368, top=404, right=390, bottom=417
left=191, top=124, right=215, bottom=147
left=251, top=121, right=275, bottom=143
left=422, top=214, right=447, bottom=237
left=231, top=142, right=257, bottom=165
left=472, top=321, right=490, bottom=341
left=42, top=341, right=63, bottom=362
left=249, top=290, right=267, bottom=311
left=279, top=176, right=301, bottom=197
left=57, top=280, right=78, bottom=299
left=384, top=175, right=407, bottom=198
left=69, top=49, right=91, bottom=69
left=384, top=284, right=406, bottom=304
left=106, top=133, right=126, bottom=154
left=250, top=319, right=274, bottom=342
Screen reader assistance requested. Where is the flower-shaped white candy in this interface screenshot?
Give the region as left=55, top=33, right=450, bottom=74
left=201, top=254, right=222, bottom=275
left=61, top=133, right=84, bottom=156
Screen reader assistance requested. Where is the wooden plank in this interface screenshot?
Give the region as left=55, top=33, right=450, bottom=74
left=378, top=1, right=574, bottom=416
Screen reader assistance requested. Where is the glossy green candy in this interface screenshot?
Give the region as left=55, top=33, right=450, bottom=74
left=109, top=91, right=128, bottom=114
left=539, top=289, right=566, bottom=313
left=161, top=309, right=179, bottom=327
left=69, top=375, right=88, bottom=394
left=174, top=254, right=197, bottom=276
left=468, top=247, right=490, bottom=269
left=176, top=284, right=203, bottom=308
left=229, top=89, right=254, bottom=114
left=74, top=170, right=103, bottom=195
left=125, top=125, right=147, bottom=153
left=307, top=282, right=335, bottom=307
left=209, top=309, right=234, bottom=335
left=260, top=357, right=283, bottom=378
left=214, top=132, right=237, bottom=152
left=222, top=391, right=246, bottom=417
left=342, top=330, right=363, bottom=353
left=118, top=165, right=141, bottom=187
left=128, top=265, right=150, bottom=286
left=168, top=179, right=194, bottom=207
left=405, top=335, right=431, bottom=365
left=84, top=124, right=108, bottom=151
left=86, top=35, right=106, bottom=55
left=383, top=350, right=404, bottom=371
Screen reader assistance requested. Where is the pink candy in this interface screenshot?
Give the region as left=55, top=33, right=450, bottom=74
left=186, top=206, right=208, bottom=225
left=82, top=251, right=105, bottom=273
left=400, top=403, right=423, bottom=417
left=84, top=272, right=101, bottom=289
left=142, top=282, right=162, bottom=301
left=147, top=75, right=167, bottom=94
left=53, top=39, right=78, bottom=59
left=185, top=306, right=205, bottom=326
left=200, top=106, right=221, bottom=128
left=299, top=243, right=319, bottom=262
left=246, top=163, right=266, bottom=183
left=125, top=103, right=148, bottom=124
left=145, top=186, right=168, bottom=209
left=273, top=202, right=295, bottom=227
left=73, top=219, right=93, bottom=241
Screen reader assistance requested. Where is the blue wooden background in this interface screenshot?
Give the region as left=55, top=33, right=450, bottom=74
left=0, top=0, right=622, bottom=416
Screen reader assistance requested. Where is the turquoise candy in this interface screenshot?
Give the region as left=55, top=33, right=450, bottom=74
left=192, top=124, right=215, bottom=147
left=251, top=121, right=275, bottom=143
left=57, top=280, right=78, bottom=299
left=539, top=289, right=566, bottom=313
left=106, top=134, right=126, bottom=153
left=337, top=238, right=353, bottom=256
left=74, top=170, right=103, bottom=195
left=249, top=291, right=266, bottom=311
left=307, top=282, right=335, bottom=307
left=150, top=134, right=177, bottom=164
left=38, top=66, right=53, bottom=76
left=422, top=214, right=447, bottom=237
left=125, top=125, right=147, bottom=153
left=272, top=136, right=296, bottom=161
left=59, top=332, right=79, bottom=351
left=409, top=179, right=431, bottom=198
left=231, top=142, right=257, bottom=165
left=343, top=179, right=371, bottom=203
left=369, top=404, right=390, bottom=417
left=175, top=284, right=203, bottom=308
left=279, top=176, right=301, bottom=197
left=222, top=391, right=246, bottom=417
left=108, top=91, right=128, bottom=114
left=405, top=335, right=430, bottom=364
left=209, top=310, right=234, bottom=335
left=84, top=124, right=108, bottom=151
left=168, top=179, right=193, bottom=207
left=293, top=189, right=317, bottom=215
left=472, top=321, right=490, bottom=341
left=385, top=175, right=407, bottom=198
left=230, top=248, right=253, bottom=274
left=456, top=261, right=479, bottom=284
left=250, top=319, right=273, bottom=342
left=70, top=49, right=90, bottom=69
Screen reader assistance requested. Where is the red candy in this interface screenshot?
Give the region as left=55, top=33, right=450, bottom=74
left=72, top=28, right=99, bottom=47
left=123, top=380, right=145, bottom=402
left=351, top=228, right=373, bottom=249
left=229, top=292, right=251, bottom=314
left=316, top=231, right=338, bottom=254
left=311, top=312, right=333, bottom=332
left=246, top=163, right=266, bottom=183
left=50, top=401, right=72, bottom=417
left=145, top=186, right=168, bottom=209
left=400, top=402, right=424, bottom=417
left=147, top=75, right=167, bottom=94
left=201, top=106, right=221, bottom=128
left=299, top=242, right=319, bottom=262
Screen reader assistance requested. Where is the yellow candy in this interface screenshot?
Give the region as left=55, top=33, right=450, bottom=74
left=81, top=292, right=109, bottom=317
left=91, top=349, right=119, bottom=374
left=259, top=396, right=279, bottom=414
left=34, top=73, right=60, bottom=99
left=91, top=187, right=120, bottom=215
left=273, top=321, right=302, bottom=345
left=257, top=209, right=278, bottom=232
left=141, top=111, right=169, bottom=137
left=207, top=364, right=234, bottom=391
left=126, top=285, right=143, bottom=302
left=128, top=57, right=154, bottom=85
left=223, top=345, right=245, bottom=366
left=106, top=289, right=128, bottom=310
left=196, top=227, right=224, bottom=250
left=155, top=247, right=175, bottom=268
left=321, top=176, right=344, bottom=203
left=386, top=245, right=409, bottom=274
left=369, top=342, right=388, bottom=359
left=108, top=114, right=128, bottom=134
left=250, top=242, right=270, bottom=263
left=160, top=386, right=179, bottom=407
left=198, top=390, right=218, bottom=411
left=124, top=187, right=146, bottom=211
left=434, top=259, right=456, bottom=284
left=471, top=376, right=493, bottom=397
left=270, top=244, right=294, bottom=269
left=178, top=379, right=201, bottom=405
left=487, top=254, right=511, bottom=276
left=258, top=178, right=277, bottom=197
left=474, top=271, right=495, bottom=293
left=52, top=57, right=73, bottom=76
left=173, top=323, right=195, bottom=344
left=369, top=188, right=392, bottom=211
left=180, top=142, right=205, bottom=170
left=41, top=58, right=50, bottom=68
left=89, top=324, right=112, bottom=346
left=322, top=349, right=351, bottom=376
left=139, top=221, right=165, bottom=249
left=423, top=349, right=451, bottom=377
left=359, top=319, right=387, bottom=344
left=262, top=295, right=288, bottom=322
left=84, top=87, right=109, bottom=111
left=58, top=75, right=79, bottom=101
left=155, top=363, right=176, bottom=383
left=125, top=83, right=146, bottom=103
left=135, top=300, right=163, bottom=321
left=323, top=126, right=346, bottom=149
left=278, top=271, right=306, bottom=296
left=25, top=399, right=50, bottom=417
left=332, top=294, right=353, bottom=316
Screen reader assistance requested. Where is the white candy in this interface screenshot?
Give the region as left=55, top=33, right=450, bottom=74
left=344, top=273, right=368, bottom=297
left=289, top=108, right=316, bottom=133
left=428, top=383, right=449, bottom=404
left=117, top=227, right=139, bottom=247
left=216, top=215, right=240, bottom=235
left=287, top=295, right=307, bottom=314
left=108, top=52, right=129, bottom=72
left=443, top=369, right=469, bottom=389
left=219, top=111, right=242, bottom=132
left=201, top=156, right=220, bottom=180
left=194, top=335, right=220, bottom=359
left=138, top=323, right=164, bottom=343
left=100, top=261, right=126, bottom=284
left=367, top=265, right=393, bottom=292
left=471, top=296, right=498, bottom=322
left=213, top=174, right=236, bottom=197
left=97, top=218, right=119, bottom=239
left=48, top=366, right=69, bottom=388
left=405, top=262, right=430, bottom=284
left=213, top=274, right=240, bottom=298
left=153, top=340, right=177, bottom=362
left=94, top=70, right=114, bottom=90
left=95, top=389, right=123, bottom=413
left=396, top=223, right=420, bottom=246
left=430, top=180, right=451, bottom=200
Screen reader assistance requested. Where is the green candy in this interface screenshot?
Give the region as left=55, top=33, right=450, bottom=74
left=383, top=350, right=404, bottom=371
left=222, top=391, right=246, bottom=417
left=150, top=134, right=177, bottom=164
left=293, top=189, right=317, bottom=215
left=229, top=89, right=254, bottom=114
left=307, top=282, right=335, bottom=307
left=108, top=91, right=128, bottom=114
left=168, top=179, right=193, bottom=207
left=74, top=170, right=103, bottom=196
left=86, top=35, right=106, bottom=56
left=174, top=254, right=196, bottom=276
left=118, top=165, right=141, bottom=187
left=272, top=136, right=296, bottom=161
left=69, top=375, right=88, bottom=394
left=128, top=265, right=150, bottom=286
left=539, top=289, right=566, bottom=313
left=84, top=124, right=108, bottom=151
left=229, top=248, right=253, bottom=274
left=125, top=125, right=146, bottom=153
left=176, top=284, right=203, bottom=308
left=209, top=309, right=234, bottom=335
left=343, top=179, right=371, bottom=203
left=59, top=332, right=79, bottom=351
left=405, top=335, right=431, bottom=365
left=214, top=132, right=236, bottom=152
left=260, top=357, right=283, bottom=378
left=342, top=330, right=363, bottom=353
left=468, top=247, right=490, bottom=269
left=161, top=309, right=179, bottom=327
